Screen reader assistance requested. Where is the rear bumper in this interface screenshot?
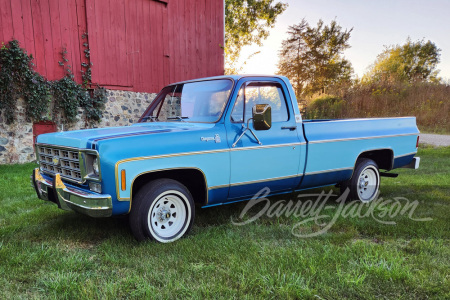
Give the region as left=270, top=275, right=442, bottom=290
left=31, top=168, right=112, bottom=217
left=401, top=157, right=420, bottom=169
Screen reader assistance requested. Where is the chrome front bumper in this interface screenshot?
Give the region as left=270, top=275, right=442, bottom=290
left=31, top=168, right=112, bottom=217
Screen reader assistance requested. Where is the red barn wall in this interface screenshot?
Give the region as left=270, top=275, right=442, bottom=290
left=0, top=0, right=224, bottom=93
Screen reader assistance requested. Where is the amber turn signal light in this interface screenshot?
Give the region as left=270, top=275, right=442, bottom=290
left=121, top=169, right=126, bottom=191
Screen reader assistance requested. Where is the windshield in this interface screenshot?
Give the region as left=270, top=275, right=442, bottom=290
left=139, top=79, right=233, bottom=123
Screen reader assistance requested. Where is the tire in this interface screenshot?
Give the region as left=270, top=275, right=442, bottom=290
left=340, top=158, right=380, bottom=202
left=129, top=179, right=195, bottom=243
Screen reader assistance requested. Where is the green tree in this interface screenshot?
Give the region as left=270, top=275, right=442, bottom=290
left=363, top=39, right=441, bottom=83
left=225, top=0, right=287, bottom=74
left=277, top=19, right=353, bottom=97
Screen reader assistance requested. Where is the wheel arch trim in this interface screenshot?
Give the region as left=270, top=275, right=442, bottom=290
left=349, top=148, right=394, bottom=179
left=127, top=167, right=208, bottom=213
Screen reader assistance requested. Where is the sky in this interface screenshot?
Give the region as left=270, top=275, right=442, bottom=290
left=237, top=0, right=450, bottom=81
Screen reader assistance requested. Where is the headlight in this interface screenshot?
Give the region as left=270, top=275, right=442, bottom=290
left=93, top=157, right=99, bottom=175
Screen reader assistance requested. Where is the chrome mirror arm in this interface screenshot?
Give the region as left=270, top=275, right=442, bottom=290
left=232, top=118, right=262, bottom=148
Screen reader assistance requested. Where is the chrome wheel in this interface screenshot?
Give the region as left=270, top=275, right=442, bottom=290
left=357, top=165, right=379, bottom=202
left=129, top=179, right=195, bottom=243
left=148, top=191, right=190, bottom=242
left=340, top=158, right=380, bottom=202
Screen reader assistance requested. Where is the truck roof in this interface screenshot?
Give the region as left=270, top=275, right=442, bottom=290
left=170, top=74, right=290, bottom=86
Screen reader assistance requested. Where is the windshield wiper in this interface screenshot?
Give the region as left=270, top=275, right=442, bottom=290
left=140, top=116, right=158, bottom=122
left=167, top=116, right=189, bottom=122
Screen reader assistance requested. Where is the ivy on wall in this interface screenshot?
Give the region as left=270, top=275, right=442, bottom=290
left=0, top=40, right=50, bottom=124
left=0, top=40, right=107, bottom=126
left=79, top=32, right=108, bottom=124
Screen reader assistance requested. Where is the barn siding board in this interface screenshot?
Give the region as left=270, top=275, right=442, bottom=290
left=143, top=0, right=151, bottom=90
left=99, top=0, right=108, bottom=84
left=159, top=3, right=170, bottom=87
left=148, top=0, right=156, bottom=90
left=153, top=1, right=162, bottom=90
left=117, top=0, right=129, bottom=86
left=205, top=0, right=210, bottom=76
left=29, top=0, right=46, bottom=77
left=105, top=0, right=116, bottom=85
left=125, top=0, right=135, bottom=88
left=163, top=4, right=170, bottom=88
left=10, top=0, right=25, bottom=45
left=77, top=0, right=89, bottom=84
left=49, top=0, right=63, bottom=79
left=198, top=0, right=205, bottom=77
left=167, top=0, right=174, bottom=83
left=87, top=0, right=103, bottom=85
left=60, top=0, right=78, bottom=82
left=96, top=0, right=108, bottom=84
left=163, top=3, right=169, bottom=88
left=21, top=0, right=35, bottom=56
left=187, top=0, right=195, bottom=79
left=67, top=0, right=81, bottom=83
left=217, top=0, right=225, bottom=75
left=181, top=0, right=188, bottom=80
left=0, top=0, right=13, bottom=41
left=195, top=0, right=200, bottom=77
left=1, top=0, right=224, bottom=93
left=39, top=0, right=55, bottom=80
left=153, top=1, right=163, bottom=90
left=178, top=0, right=186, bottom=82
left=215, top=0, right=221, bottom=75
left=134, top=0, right=143, bottom=89
left=85, top=0, right=99, bottom=85
left=176, top=0, right=185, bottom=81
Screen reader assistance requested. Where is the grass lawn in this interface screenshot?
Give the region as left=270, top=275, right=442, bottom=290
left=0, top=145, right=449, bottom=299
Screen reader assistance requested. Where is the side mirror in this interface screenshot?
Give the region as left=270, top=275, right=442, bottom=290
left=252, top=104, right=272, bottom=130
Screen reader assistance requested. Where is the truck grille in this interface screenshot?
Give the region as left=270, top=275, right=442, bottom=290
left=38, top=146, right=82, bottom=182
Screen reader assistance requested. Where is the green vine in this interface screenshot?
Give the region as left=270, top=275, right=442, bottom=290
left=81, top=32, right=92, bottom=87
left=79, top=32, right=107, bottom=125
left=0, top=39, right=107, bottom=126
left=0, top=40, right=50, bottom=124
left=52, top=48, right=82, bottom=123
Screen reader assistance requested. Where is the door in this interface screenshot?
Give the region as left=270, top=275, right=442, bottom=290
left=85, top=0, right=169, bottom=89
left=225, top=78, right=302, bottom=200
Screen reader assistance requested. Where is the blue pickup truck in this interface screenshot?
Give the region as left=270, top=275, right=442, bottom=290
left=32, top=75, right=420, bottom=242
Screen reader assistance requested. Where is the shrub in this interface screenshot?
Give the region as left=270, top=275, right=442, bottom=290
left=305, top=95, right=344, bottom=119
left=305, top=81, right=449, bottom=133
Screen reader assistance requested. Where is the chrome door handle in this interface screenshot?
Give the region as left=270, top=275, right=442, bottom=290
left=281, top=126, right=297, bottom=131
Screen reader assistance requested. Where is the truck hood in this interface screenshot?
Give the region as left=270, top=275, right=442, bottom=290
left=36, top=122, right=215, bottom=149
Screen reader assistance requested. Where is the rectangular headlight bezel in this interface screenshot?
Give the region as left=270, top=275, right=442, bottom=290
left=82, top=151, right=102, bottom=182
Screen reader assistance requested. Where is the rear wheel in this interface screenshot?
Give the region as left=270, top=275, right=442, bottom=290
left=341, top=158, right=380, bottom=202
left=129, top=179, right=195, bottom=242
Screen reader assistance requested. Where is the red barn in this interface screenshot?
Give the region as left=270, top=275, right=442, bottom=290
left=0, top=0, right=225, bottom=93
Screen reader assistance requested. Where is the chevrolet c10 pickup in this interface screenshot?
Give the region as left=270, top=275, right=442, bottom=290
left=32, top=75, right=420, bottom=242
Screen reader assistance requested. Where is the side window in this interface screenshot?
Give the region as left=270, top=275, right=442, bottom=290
left=158, top=85, right=180, bottom=121
left=231, top=82, right=289, bottom=123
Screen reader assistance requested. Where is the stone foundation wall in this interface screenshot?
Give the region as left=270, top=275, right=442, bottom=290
left=0, top=89, right=156, bottom=164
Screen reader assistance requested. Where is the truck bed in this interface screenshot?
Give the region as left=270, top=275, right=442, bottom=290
left=299, top=117, right=419, bottom=189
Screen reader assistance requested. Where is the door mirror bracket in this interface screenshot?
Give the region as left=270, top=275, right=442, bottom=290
left=232, top=118, right=262, bottom=148
left=231, top=104, right=271, bottom=148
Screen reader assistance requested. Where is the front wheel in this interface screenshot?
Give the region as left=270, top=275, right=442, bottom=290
left=129, top=179, right=195, bottom=242
left=341, top=158, right=380, bottom=202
